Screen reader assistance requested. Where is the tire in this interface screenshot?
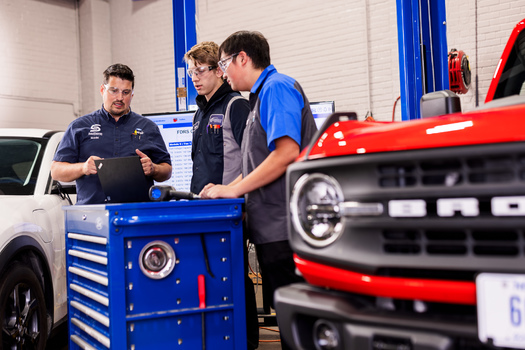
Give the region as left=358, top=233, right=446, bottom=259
left=0, top=262, right=48, bottom=350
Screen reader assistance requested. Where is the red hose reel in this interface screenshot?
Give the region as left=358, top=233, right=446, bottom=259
left=448, top=48, right=471, bottom=94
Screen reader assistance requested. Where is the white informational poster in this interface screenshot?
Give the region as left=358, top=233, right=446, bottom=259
left=145, top=112, right=195, bottom=192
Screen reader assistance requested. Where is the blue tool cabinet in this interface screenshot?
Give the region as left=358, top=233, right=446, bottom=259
left=64, top=199, right=246, bottom=349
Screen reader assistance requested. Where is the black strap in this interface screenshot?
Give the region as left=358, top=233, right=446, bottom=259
left=249, top=73, right=270, bottom=110
left=200, top=233, right=215, bottom=278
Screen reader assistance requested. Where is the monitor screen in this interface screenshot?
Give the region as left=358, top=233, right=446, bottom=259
left=310, top=101, right=335, bottom=129
left=144, top=111, right=195, bottom=192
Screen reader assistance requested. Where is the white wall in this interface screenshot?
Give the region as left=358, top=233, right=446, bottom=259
left=77, top=0, right=111, bottom=116
left=0, top=0, right=176, bottom=130
left=0, top=0, right=524, bottom=128
left=196, top=0, right=525, bottom=121
left=0, top=0, right=80, bottom=129
left=77, top=0, right=177, bottom=120
left=196, top=0, right=400, bottom=121
left=107, top=0, right=176, bottom=115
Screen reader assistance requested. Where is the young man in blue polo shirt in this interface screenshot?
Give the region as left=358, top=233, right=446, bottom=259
left=199, top=31, right=317, bottom=350
left=51, top=63, right=172, bottom=204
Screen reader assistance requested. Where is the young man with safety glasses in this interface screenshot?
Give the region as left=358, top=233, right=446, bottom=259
left=183, top=41, right=250, bottom=194
left=199, top=31, right=318, bottom=350
left=184, top=42, right=260, bottom=349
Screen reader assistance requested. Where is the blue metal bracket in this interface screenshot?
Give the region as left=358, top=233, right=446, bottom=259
left=396, top=0, right=449, bottom=120
left=172, top=0, right=197, bottom=111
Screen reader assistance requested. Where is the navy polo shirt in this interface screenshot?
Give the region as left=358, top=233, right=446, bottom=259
left=54, top=106, right=171, bottom=204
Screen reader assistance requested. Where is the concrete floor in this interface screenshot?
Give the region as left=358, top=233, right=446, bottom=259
left=255, top=283, right=283, bottom=349
left=258, top=326, right=282, bottom=349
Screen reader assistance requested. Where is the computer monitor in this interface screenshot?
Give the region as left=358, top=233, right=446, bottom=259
left=144, top=111, right=195, bottom=192
left=310, top=101, right=335, bottom=129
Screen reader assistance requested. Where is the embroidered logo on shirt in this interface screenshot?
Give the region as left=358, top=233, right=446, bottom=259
left=89, top=124, right=102, bottom=139
left=132, top=128, right=144, bottom=140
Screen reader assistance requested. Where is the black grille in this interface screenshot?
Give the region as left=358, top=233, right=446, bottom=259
left=378, top=154, right=525, bottom=188
left=382, top=228, right=524, bottom=257
left=378, top=163, right=418, bottom=187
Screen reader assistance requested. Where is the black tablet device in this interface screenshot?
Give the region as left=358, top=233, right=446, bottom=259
left=95, top=156, right=152, bottom=203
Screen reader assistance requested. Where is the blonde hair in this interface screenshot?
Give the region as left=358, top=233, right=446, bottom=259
left=183, top=41, right=219, bottom=67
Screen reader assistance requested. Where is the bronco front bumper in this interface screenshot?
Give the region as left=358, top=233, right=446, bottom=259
left=274, top=283, right=492, bottom=350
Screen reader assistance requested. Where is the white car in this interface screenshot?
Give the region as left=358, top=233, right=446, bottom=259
left=0, top=129, right=74, bottom=349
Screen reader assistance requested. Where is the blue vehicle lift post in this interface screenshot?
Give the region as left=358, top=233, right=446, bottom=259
left=396, top=0, right=449, bottom=120
left=172, top=0, right=197, bottom=111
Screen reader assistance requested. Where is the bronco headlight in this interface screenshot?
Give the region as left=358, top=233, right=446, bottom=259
left=290, top=173, right=344, bottom=247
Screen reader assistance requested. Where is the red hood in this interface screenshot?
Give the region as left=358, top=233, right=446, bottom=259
left=304, top=103, right=525, bottom=160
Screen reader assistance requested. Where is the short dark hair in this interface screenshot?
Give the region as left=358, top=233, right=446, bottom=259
left=103, top=63, right=135, bottom=88
left=219, top=31, right=271, bottom=70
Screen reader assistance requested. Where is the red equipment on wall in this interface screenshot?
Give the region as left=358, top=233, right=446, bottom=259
left=448, top=48, right=471, bottom=94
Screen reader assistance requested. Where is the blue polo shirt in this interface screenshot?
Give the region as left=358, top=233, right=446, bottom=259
left=54, top=106, right=171, bottom=204
left=243, top=65, right=318, bottom=244
left=251, top=65, right=304, bottom=151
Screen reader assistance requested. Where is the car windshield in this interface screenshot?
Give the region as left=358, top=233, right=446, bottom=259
left=493, top=29, right=525, bottom=100
left=0, top=138, right=43, bottom=195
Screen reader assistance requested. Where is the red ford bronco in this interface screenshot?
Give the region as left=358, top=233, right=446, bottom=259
left=275, top=19, right=525, bottom=350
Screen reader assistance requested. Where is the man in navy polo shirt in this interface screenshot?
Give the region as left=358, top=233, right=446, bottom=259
left=51, top=63, right=172, bottom=204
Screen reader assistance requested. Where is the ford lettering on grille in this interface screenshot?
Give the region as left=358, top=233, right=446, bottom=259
left=387, top=196, right=525, bottom=217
